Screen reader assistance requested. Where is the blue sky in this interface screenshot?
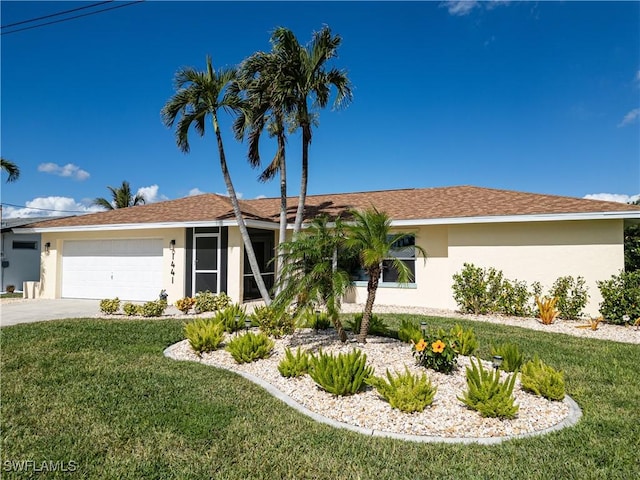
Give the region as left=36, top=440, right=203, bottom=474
left=1, top=1, right=639, bottom=218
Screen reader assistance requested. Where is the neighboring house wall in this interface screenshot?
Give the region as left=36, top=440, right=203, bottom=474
left=348, top=220, right=624, bottom=316
left=40, top=229, right=185, bottom=302
left=0, top=231, right=41, bottom=291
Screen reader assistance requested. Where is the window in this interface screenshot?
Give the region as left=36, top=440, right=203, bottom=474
left=12, top=241, right=37, bottom=250
left=349, top=234, right=417, bottom=285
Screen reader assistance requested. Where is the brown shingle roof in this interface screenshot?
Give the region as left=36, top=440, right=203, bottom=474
left=26, top=186, right=640, bottom=229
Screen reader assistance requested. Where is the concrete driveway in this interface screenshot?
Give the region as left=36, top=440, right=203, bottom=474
left=1, top=299, right=101, bottom=327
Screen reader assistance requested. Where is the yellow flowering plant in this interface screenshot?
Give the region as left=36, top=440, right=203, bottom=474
left=412, top=328, right=458, bottom=374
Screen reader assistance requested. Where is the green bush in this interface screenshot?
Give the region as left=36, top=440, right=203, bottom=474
left=194, top=291, right=231, bottom=313
left=521, top=355, right=565, bottom=401
left=122, top=302, right=139, bottom=316
left=490, top=342, right=524, bottom=372
left=367, top=367, right=437, bottom=413
left=413, top=329, right=458, bottom=374
left=214, top=303, right=247, bottom=333
left=449, top=324, right=478, bottom=356
left=184, top=319, right=225, bottom=356
left=308, top=349, right=373, bottom=396
left=498, top=278, right=533, bottom=317
left=225, top=332, right=274, bottom=364
left=597, top=270, right=640, bottom=325
left=550, top=276, right=589, bottom=320
left=99, top=297, right=120, bottom=315
left=253, top=305, right=295, bottom=338
left=458, top=357, right=519, bottom=419
left=347, top=313, right=389, bottom=336
left=175, top=297, right=196, bottom=314
left=452, top=263, right=504, bottom=314
left=397, top=319, right=422, bottom=344
left=297, top=309, right=332, bottom=330
left=139, top=300, right=167, bottom=317
left=278, top=347, right=311, bottom=378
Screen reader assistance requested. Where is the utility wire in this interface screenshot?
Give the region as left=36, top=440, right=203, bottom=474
left=1, top=1, right=113, bottom=29
left=1, top=202, right=90, bottom=214
left=1, top=1, right=144, bottom=36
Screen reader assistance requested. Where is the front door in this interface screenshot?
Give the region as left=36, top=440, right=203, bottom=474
left=192, top=234, right=220, bottom=295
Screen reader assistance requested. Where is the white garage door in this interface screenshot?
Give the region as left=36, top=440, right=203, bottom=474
left=62, top=239, right=163, bottom=300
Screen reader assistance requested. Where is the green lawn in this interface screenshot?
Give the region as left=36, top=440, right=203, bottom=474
left=1, top=316, right=639, bottom=479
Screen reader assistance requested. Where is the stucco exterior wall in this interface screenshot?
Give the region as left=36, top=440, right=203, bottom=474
left=39, top=228, right=186, bottom=302
left=226, top=227, right=244, bottom=303
left=348, top=220, right=624, bottom=317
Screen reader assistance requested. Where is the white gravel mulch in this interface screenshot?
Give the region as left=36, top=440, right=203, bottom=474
left=164, top=326, right=576, bottom=441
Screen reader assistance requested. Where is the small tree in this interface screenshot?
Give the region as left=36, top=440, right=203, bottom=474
left=345, top=207, right=426, bottom=343
left=272, top=216, right=351, bottom=342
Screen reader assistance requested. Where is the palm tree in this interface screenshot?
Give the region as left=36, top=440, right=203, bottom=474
left=234, top=51, right=291, bottom=287
left=270, top=26, right=352, bottom=234
left=273, top=215, right=351, bottom=341
left=1, top=157, right=20, bottom=182
left=93, top=181, right=146, bottom=210
left=161, top=56, right=271, bottom=305
left=345, top=208, right=427, bottom=343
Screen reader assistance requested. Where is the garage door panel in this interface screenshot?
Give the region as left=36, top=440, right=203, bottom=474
left=62, top=239, right=163, bottom=301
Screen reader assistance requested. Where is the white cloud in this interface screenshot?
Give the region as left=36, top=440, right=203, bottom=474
left=254, top=195, right=267, bottom=200
left=636, top=70, right=640, bottom=83
left=618, top=108, right=640, bottom=127
left=441, top=1, right=478, bottom=16
left=1, top=196, right=102, bottom=219
left=136, top=185, right=168, bottom=204
left=583, top=193, right=640, bottom=204
left=37, top=162, right=90, bottom=181
left=187, top=187, right=206, bottom=197
left=215, top=191, right=243, bottom=199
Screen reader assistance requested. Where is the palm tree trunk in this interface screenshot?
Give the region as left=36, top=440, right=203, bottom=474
left=212, top=114, right=272, bottom=305
left=357, top=266, right=380, bottom=344
left=275, top=129, right=287, bottom=295
left=293, top=124, right=311, bottom=234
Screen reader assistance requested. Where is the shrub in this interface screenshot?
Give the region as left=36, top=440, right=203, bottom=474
left=458, top=358, right=519, bottom=419
left=449, top=324, right=478, bottom=356
left=225, top=332, right=274, bottom=364
left=520, top=355, right=565, bottom=401
left=194, top=291, right=231, bottom=313
left=498, top=278, right=533, bottom=317
left=297, top=309, right=332, bottom=330
left=175, top=297, right=196, bottom=314
left=253, top=305, right=295, bottom=338
left=122, top=302, right=139, bottom=316
left=367, top=367, right=437, bottom=413
left=278, top=347, right=311, bottom=378
left=184, top=319, right=225, bottom=356
left=99, top=297, right=120, bottom=315
left=597, top=270, right=640, bottom=325
left=347, top=313, right=389, bottom=336
left=452, top=263, right=503, bottom=314
left=490, top=342, right=524, bottom=372
left=398, top=319, right=422, bottom=344
left=214, top=303, right=248, bottom=333
left=308, top=349, right=373, bottom=396
left=536, top=295, right=559, bottom=325
left=139, top=300, right=167, bottom=317
left=412, top=328, right=458, bottom=374
left=550, top=276, right=589, bottom=320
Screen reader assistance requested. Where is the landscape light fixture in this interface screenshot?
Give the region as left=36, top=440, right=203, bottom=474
left=315, top=310, right=321, bottom=331
left=244, top=317, right=252, bottom=332
left=492, top=355, right=503, bottom=371
left=235, top=315, right=240, bottom=336
left=420, top=321, right=427, bottom=337
left=44, top=242, right=51, bottom=254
